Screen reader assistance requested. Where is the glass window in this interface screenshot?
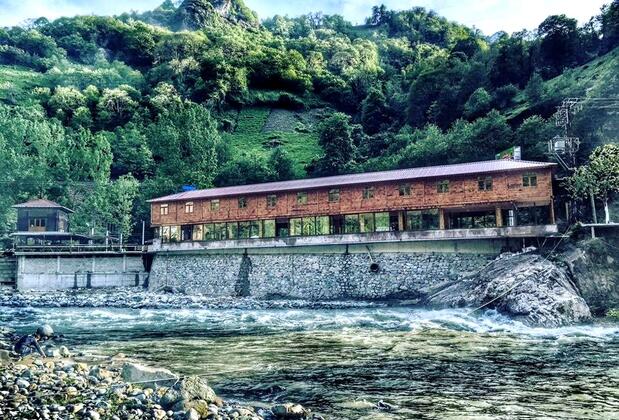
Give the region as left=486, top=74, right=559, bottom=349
left=399, top=184, right=411, bottom=196
left=192, top=224, right=203, bottom=241
left=316, top=216, right=330, bottom=235
left=478, top=177, right=493, bottom=191
left=238, top=197, right=247, bottom=209
left=362, top=187, right=374, bottom=199
left=345, top=214, right=360, bottom=233
left=249, top=221, right=262, bottom=238
left=375, top=212, right=390, bottom=232
left=226, top=222, right=237, bottom=240
left=160, top=204, right=169, bottom=215
left=297, top=192, right=308, bottom=205
left=523, top=173, right=538, bottom=187
left=169, top=226, right=180, bottom=242
left=181, top=225, right=193, bottom=241
left=290, top=218, right=303, bottom=236
left=303, top=217, right=316, bottom=236
left=266, top=195, right=277, bottom=208
left=360, top=213, right=375, bottom=233
left=406, top=210, right=439, bottom=230
left=263, top=220, right=276, bottom=238
left=204, top=224, right=214, bottom=240
left=238, top=221, right=251, bottom=239
left=29, top=218, right=46, bottom=228
left=162, top=226, right=170, bottom=242
left=437, top=180, right=449, bottom=193
left=185, top=202, right=194, bottom=213
left=213, top=223, right=227, bottom=240
left=328, top=189, right=340, bottom=202
left=211, top=200, right=220, bottom=211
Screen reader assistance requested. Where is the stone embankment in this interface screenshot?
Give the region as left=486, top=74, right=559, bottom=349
left=0, top=328, right=316, bottom=420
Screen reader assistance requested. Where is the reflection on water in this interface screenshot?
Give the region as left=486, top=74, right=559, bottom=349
left=2, top=306, right=618, bottom=419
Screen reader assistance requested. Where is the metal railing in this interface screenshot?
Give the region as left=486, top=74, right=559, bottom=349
left=13, top=243, right=147, bottom=254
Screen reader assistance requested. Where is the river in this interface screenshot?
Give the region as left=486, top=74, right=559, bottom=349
left=2, top=305, right=618, bottom=419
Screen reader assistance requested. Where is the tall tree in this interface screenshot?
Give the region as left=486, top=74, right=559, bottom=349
left=566, top=144, right=619, bottom=224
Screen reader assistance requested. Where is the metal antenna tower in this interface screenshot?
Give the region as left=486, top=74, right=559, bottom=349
left=548, top=97, right=619, bottom=171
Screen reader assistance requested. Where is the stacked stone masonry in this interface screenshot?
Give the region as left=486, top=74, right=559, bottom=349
left=148, top=252, right=493, bottom=300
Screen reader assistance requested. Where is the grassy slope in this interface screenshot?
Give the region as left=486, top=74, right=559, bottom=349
left=506, top=47, right=619, bottom=121
left=222, top=107, right=322, bottom=176
left=0, top=65, right=49, bottom=104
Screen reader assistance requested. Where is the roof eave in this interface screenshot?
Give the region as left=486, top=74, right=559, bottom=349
left=147, top=162, right=557, bottom=204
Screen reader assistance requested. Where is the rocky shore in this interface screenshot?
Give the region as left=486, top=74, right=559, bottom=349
left=0, top=288, right=383, bottom=310
left=0, top=328, right=317, bottom=420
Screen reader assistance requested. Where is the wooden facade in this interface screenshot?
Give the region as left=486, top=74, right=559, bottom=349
left=149, top=160, right=556, bottom=242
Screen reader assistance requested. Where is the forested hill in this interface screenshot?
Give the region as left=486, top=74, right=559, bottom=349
left=0, top=0, right=618, bottom=240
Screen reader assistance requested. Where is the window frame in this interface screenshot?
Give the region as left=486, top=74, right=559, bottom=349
left=266, top=194, right=277, bottom=208
left=328, top=188, right=340, bottom=202
left=399, top=183, right=411, bottom=196
left=184, top=202, right=194, bottom=214
left=437, top=180, right=450, bottom=193
left=210, top=199, right=220, bottom=211
left=523, top=173, right=538, bottom=187
left=477, top=176, right=493, bottom=191
left=238, top=197, right=248, bottom=209
left=160, top=204, right=169, bottom=215
left=362, top=186, right=375, bottom=200
left=296, top=192, right=308, bottom=205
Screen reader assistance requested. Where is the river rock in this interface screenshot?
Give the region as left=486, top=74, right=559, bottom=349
left=426, top=251, right=591, bottom=327
left=0, top=350, right=10, bottom=363
left=169, top=376, right=221, bottom=413
left=271, top=403, right=311, bottom=419
left=121, top=362, right=178, bottom=387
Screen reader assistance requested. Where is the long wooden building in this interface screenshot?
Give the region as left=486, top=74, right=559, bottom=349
left=149, top=160, right=556, bottom=243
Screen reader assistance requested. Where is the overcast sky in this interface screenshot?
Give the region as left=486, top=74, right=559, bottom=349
left=0, top=0, right=609, bottom=35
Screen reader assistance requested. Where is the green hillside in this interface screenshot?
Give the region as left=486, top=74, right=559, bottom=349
left=0, top=0, right=617, bottom=238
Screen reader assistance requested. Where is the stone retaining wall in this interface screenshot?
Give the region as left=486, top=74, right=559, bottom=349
left=148, top=251, right=493, bottom=300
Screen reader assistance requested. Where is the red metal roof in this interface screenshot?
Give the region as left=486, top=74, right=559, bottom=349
left=149, top=160, right=556, bottom=203
left=12, top=199, right=74, bottom=213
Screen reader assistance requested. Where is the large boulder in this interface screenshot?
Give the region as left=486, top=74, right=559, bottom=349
left=121, top=362, right=178, bottom=387
left=271, top=403, right=311, bottom=419
left=160, top=376, right=221, bottom=412
left=426, top=250, right=591, bottom=327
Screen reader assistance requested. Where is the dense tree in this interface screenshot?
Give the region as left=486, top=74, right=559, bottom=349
left=311, top=113, right=358, bottom=176
left=536, top=15, right=581, bottom=78
left=566, top=144, right=619, bottom=223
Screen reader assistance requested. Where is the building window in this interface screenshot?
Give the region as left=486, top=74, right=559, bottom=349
left=185, top=202, right=194, bottom=213
left=399, top=183, right=411, bottom=196
left=266, top=195, right=277, bottom=208
left=478, top=176, right=493, bottom=191
left=29, top=218, right=46, bottom=228
left=328, top=189, right=340, bottom=202
left=238, top=197, right=247, bottom=209
left=160, top=204, right=169, bottom=215
left=362, top=187, right=375, bottom=199
left=523, top=173, right=538, bottom=187
left=297, top=192, right=308, bottom=205
left=211, top=200, right=220, bottom=211
left=437, top=180, right=449, bottom=193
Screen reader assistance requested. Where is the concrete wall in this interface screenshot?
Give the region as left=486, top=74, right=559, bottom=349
left=148, top=240, right=498, bottom=299
left=16, top=254, right=148, bottom=290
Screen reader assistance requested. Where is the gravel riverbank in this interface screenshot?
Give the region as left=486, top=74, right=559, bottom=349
left=0, top=287, right=385, bottom=310
left=0, top=327, right=318, bottom=420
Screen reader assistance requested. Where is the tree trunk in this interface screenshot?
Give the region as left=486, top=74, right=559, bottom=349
left=604, top=195, right=610, bottom=224
left=590, top=191, right=598, bottom=224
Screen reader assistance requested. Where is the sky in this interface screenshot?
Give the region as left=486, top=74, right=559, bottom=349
left=0, top=0, right=609, bottom=35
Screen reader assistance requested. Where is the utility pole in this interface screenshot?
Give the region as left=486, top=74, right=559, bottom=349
left=141, top=220, right=145, bottom=246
